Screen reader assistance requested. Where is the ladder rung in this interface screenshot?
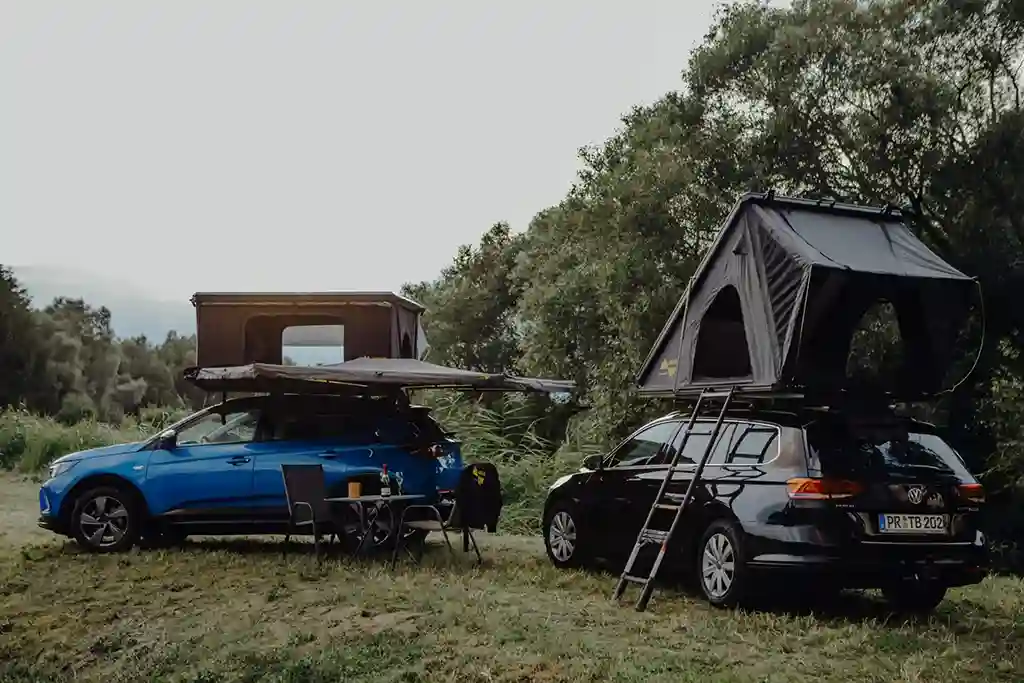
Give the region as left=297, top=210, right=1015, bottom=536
left=622, top=574, right=648, bottom=584
left=700, top=389, right=735, bottom=399
left=654, top=503, right=680, bottom=511
left=641, top=529, right=669, bottom=544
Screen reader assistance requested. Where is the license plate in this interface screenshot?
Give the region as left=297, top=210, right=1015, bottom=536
left=878, top=513, right=948, bottom=534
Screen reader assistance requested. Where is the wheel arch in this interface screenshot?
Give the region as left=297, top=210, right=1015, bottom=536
left=58, top=474, right=151, bottom=526
left=542, top=489, right=582, bottom=524
left=677, top=500, right=742, bottom=560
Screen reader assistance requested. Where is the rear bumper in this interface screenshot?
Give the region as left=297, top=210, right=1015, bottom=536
left=750, top=542, right=989, bottom=588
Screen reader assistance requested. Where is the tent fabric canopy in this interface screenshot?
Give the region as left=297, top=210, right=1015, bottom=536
left=183, top=357, right=575, bottom=395
left=637, top=193, right=977, bottom=400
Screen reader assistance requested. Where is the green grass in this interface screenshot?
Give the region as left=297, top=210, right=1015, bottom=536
left=5, top=409, right=1024, bottom=681
left=2, top=528, right=1023, bottom=682
left=3, top=455, right=1024, bottom=683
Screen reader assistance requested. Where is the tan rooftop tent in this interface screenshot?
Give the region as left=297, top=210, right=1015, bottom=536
left=191, top=291, right=428, bottom=367
left=636, top=192, right=980, bottom=400
left=186, top=291, right=576, bottom=397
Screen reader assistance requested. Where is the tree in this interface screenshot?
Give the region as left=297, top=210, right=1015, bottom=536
left=683, top=0, right=1024, bottom=479
left=403, top=222, right=526, bottom=373
left=0, top=266, right=47, bottom=409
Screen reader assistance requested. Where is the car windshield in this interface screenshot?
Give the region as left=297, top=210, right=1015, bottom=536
left=807, top=419, right=975, bottom=482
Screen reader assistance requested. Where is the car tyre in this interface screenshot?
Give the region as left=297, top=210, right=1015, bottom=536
left=881, top=581, right=947, bottom=615
left=695, top=518, right=749, bottom=608
left=70, top=485, right=142, bottom=553
left=544, top=501, right=588, bottom=569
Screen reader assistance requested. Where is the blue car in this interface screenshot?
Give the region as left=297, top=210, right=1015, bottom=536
left=38, top=393, right=463, bottom=552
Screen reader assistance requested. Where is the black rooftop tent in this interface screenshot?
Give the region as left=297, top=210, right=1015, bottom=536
left=636, top=193, right=979, bottom=400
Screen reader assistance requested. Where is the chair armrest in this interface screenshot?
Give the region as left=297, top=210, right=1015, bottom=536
left=290, top=501, right=314, bottom=522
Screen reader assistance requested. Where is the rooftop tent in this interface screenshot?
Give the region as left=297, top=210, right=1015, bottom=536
left=191, top=291, right=428, bottom=367
left=636, top=193, right=978, bottom=400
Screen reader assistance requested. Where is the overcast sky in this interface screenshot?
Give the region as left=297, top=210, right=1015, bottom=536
left=2, top=0, right=724, bottom=302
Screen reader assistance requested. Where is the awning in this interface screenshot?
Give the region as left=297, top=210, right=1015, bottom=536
left=182, top=357, right=575, bottom=395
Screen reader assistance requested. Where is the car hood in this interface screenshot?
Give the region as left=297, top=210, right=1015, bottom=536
left=53, top=441, right=145, bottom=464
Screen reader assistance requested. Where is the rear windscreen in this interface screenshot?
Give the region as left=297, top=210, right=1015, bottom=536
left=806, top=420, right=975, bottom=482
left=377, top=410, right=449, bottom=444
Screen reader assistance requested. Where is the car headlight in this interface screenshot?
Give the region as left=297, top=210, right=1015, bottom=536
left=48, top=460, right=79, bottom=480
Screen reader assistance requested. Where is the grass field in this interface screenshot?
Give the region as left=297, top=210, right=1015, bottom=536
left=2, top=476, right=1024, bottom=682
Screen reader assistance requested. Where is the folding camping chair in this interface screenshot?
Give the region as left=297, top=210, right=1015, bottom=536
left=390, top=463, right=503, bottom=567
left=281, top=463, right=339, bottom=560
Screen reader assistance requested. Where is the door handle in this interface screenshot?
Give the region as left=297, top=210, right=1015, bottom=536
left=227, top=456, right=251, bottom=465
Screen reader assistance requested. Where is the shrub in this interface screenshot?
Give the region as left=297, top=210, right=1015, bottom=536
left=0, top=409, right=149, bottom=473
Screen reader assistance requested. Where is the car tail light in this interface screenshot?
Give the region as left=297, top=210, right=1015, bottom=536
left=957, top=483, right=985, bottom=504
left=786, top=477, right=863, bottom=500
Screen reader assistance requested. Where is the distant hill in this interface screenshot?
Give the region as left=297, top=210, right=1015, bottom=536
left=12, top=266, right=196, bottom=342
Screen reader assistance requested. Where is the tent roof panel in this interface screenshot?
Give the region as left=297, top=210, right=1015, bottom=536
left=758, top=206, right=971, bottom=280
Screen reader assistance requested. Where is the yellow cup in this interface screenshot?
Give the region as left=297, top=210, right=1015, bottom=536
left=348, top=481, right=362, bottom=498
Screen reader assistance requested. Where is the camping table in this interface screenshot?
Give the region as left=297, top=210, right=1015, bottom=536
left=324, top=494, right=426, bottom=557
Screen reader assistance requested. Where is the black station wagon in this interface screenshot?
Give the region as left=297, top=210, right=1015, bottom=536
left=542, top=406, right=988, bottom=612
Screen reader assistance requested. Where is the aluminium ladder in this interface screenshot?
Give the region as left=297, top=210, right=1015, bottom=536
left=612, top=386, right=735, bottom=612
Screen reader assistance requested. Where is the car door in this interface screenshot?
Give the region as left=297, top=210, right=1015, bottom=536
left=249, top=410, right=376, bottom=514
left=145, top=407, right=261, bottom=517
left=587, top=420, right=684, bottom=551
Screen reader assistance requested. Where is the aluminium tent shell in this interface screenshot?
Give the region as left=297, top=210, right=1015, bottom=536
left=636, top=193, right=977, bottom=400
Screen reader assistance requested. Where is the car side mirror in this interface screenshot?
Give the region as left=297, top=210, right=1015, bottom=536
left=155, top=428, right=177, bottom=450
left=582, top=454, right=603, bottom=471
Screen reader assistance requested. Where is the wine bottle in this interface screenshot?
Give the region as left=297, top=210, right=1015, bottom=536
left=380, top=464, right=391, bottom=498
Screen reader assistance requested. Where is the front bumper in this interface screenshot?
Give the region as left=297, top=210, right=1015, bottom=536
left=37, top=485, right=69, bottom=535
left=37, top=513, right=67, bottom=535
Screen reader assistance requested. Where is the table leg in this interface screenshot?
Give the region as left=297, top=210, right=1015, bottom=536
left=353, top=503, right=376, bottom=556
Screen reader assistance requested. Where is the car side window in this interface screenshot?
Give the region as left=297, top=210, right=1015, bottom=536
left=269, top=414, right=342, bottom=441
left=726, top=422, right=779, bottom=464
left=176, top=410, right=261, bottom=446
left=661, top=422, right=737, bottom=466
left=606, top=421, right=681, bottom=468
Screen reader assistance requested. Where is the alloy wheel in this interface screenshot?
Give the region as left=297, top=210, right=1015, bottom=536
left=79, top=495, right=130, bottom=549
left=701, top=532, right=736, bottom=599
left=548, top=511, right=577, bottom=562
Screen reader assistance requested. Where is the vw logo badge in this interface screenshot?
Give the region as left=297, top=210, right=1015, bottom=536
left=907, top=486, right=926, bottom=505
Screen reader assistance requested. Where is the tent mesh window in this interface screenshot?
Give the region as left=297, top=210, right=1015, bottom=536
left=844, top=300, right=906, bottom=383
left=692, top=285, right=752, bottom=381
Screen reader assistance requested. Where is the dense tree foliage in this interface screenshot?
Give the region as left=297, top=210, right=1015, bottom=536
left=3, top=0, right=1024, bottom=562
left=0, top=275, right=200, bottom=424
left=403, top=0, right=1024, bottom=561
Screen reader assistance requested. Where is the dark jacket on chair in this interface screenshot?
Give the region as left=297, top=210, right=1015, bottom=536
left=452, top=463, right=503, bottom=533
